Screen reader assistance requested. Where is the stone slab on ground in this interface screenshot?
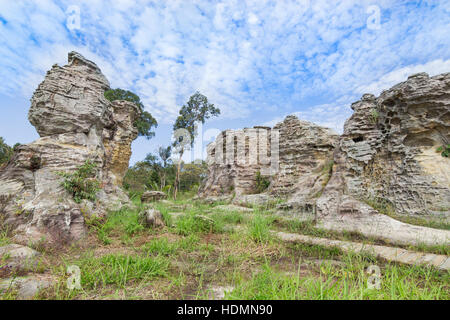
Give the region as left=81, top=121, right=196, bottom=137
left=212, top=204, right=254, bottom=212
left=206, top=285, right=235, bottom=300
left=0, top=274, right=54, bottom=299
left=275, top=231, right=449, bottom=270
left=0, top=244, right=41, bottom=270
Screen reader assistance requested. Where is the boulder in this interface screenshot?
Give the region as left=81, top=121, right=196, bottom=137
left=0, top=274, right=55, bottom=299
left=139, top=209, right=165, bottom=228
left=0, top=52, right=141, bottom=244
left=0, top=244, right=40, bottom=272
left=141, top=191, right=167, bottom=203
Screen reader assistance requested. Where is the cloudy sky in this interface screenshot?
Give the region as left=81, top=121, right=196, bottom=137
left=0, top=0, right=449, bottom=164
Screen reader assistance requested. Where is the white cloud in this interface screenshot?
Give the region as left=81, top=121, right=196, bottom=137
left=356, top=59, right=450, bottom=97
left=0, top=0, right=449, bottom=131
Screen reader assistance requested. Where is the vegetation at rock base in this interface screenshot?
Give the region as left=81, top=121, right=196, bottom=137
left=104, top=88, right=158, bottom=139
left=57, top=160, right=101, bottom=204
left=1, top=195, right=448, bottom=300
left=254, top=171, right=270, bottom=194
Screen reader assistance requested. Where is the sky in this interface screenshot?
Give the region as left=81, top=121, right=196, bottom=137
left=0, top=0, right=449, bottom=164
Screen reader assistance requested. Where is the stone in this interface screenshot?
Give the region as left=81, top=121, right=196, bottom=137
left=0, top=244, right=40, bottom=272
left=0, top=52, right=141, bottom=244
left=199, top=116, right=338, bottom=210
left=233, top=194, right=274, bottom=206
left=139, top=209, right=165, bottom=228
left=316, top=72, right=450, bottom=246
left=141, top=191, right=167, bottom=203
left=0, top=274, right=54, bottom=299
left=274, top=231, right=449, bottom=270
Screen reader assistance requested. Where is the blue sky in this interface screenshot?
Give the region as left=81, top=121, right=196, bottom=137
left=0, top=0, right=449, bottom=164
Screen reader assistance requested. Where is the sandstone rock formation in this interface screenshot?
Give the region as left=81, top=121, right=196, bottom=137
left=0, top=52, right=141, bottom=244
left=316, top=72, right=450, bottom=245
left=198, top=126, right=274, bottom=198
left=199, top=116, right=339, bottom=212
left=200, top=72, right=450, bottom=245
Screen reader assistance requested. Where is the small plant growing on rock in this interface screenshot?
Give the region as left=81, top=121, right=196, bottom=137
left=436, top=144, right=449, bottom=158
left=255, top=171, right=270, bottom=193
left=57, top=160, right=101, bottom=204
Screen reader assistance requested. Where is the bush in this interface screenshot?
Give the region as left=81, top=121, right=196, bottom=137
left=57, top=160, right=101, bottom=203
left=255, top=171, right=270, bottom=193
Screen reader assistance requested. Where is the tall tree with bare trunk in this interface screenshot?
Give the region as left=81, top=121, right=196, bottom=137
left=172, top=92, right=220, bottom=200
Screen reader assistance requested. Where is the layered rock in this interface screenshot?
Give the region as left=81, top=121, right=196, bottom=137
left=0, top=52, right=140, bottom=244
left=199, top=116, right=339, bottom=211
left=316, top=72, right=450, bottom=245
left=198, top=126, right=274, bottom=198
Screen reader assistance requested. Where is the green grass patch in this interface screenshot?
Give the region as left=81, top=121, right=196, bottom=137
left=68, top=253, right=169, bottom=289
left=248, top=212, right=274, bottom=243
left=227, top=256, right=449, bottom=300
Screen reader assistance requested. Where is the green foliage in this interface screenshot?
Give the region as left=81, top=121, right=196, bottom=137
left=104, top=88, right=158, bottom=139
left=0, top=137, right=13, bottom=165
left=369, top=108, right=379, bottom=124
left=254, top=171, right=270, bottom=193
left=57, top=160, right=101, bottom=204
left=179, top=161, right=207, bottom=191
left=173, top=91, right=220, bottom=150
left=227, top=256, right=449, bottom=300
left=436, top=144, right=450, bottom=157
left=175, top=211, right=223, bottom=235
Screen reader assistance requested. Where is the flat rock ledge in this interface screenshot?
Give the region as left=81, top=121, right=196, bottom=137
left=275, top=231, right=450, bottom=271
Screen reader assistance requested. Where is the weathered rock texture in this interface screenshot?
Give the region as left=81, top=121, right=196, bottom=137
left=316, top=72, right=450, bottom=245
left=201, top=72, right=450, bottom=245
left=198, top=126, right=273, bottom=198
left=0, top=52, right=140, bottom=244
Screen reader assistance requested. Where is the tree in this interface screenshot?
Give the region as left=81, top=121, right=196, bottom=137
left=172, top=91, right=220, bottom=199
left=104, top=88, right=158, bottom=139
left=0, top=137, right=13, bottom=165
left=158, top=146, right=172, bottom=188
left=179, top=161, right=207, bottom=191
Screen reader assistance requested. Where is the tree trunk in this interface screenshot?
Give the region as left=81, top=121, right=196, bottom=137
left=174, top=148, right=183, bottom=200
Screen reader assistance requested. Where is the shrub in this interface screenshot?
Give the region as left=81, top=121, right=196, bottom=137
left=369, top=109, right=379, bottom=124
left=57, top=160, right=101, bottom=203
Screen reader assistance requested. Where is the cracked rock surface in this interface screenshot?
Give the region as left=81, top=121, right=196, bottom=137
left=0, top=52, right=140, bottom=244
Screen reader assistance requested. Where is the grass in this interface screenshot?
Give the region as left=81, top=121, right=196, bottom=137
left=0, top=229, right=11, bottom=246
left=1, top=194, right=448, bottom=300
left=66, top=252, right=170, bottom=290
left=227, top=256, right=449, bottom=300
